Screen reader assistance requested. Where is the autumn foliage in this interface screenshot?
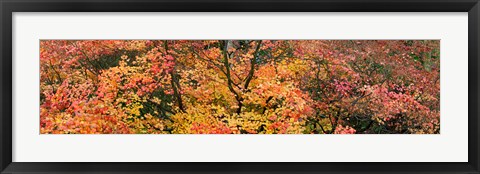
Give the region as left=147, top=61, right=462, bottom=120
left=40, top=40, right=440, bottom=134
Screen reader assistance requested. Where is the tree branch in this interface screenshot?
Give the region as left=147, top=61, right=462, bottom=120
left=164, top=40, right=186, bottom=113
left=220, top=40, right=244, bottom=114
left=244, top=40, right=262, bottom=90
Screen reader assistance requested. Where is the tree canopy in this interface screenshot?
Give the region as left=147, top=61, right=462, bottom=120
left=40, top=40, right=440, bottom=134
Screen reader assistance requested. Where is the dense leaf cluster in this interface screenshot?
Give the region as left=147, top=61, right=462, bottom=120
left=40, top=40, right=440, bottom=134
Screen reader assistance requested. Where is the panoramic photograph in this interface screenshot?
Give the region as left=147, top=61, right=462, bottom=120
left=40, top=40, right=440, bottom=134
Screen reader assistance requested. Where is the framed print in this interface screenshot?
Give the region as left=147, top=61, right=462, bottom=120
left=1, top=0, right=479, bottom=173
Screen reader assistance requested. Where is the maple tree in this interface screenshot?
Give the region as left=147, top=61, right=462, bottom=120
left=40, top=40, right=440, bottom=134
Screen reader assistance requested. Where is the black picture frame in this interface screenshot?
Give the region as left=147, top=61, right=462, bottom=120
left=1, top=0, right=479, bottom=173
